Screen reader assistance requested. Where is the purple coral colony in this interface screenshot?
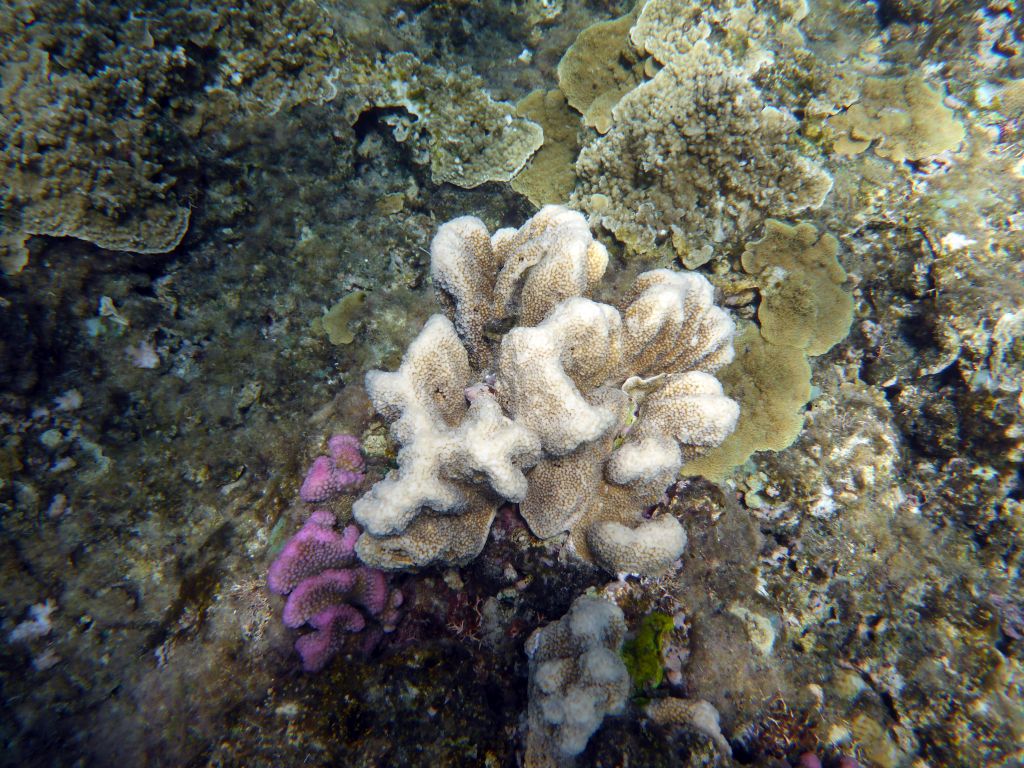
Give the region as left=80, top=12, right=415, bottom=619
left=269, top=435, right=402, bottom=671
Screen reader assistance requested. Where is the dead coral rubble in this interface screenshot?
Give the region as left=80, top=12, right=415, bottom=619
left=353, top=206, right=739, bottom=576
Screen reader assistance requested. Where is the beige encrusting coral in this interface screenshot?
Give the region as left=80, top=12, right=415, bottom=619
left=0, top=49, right=191, bottom=273
left=354, top=206, right=739, bottom=575
left=742, top=219, right=854, bottom=356
left=829, top=74, right=965, bottom=163
left=525, top=596, right=630, bottom=766
left=512, top=89, right=580, bottom=206
left=555, top=7, right=643, bottom=135
left=361, top=52, right=544, bottom=189
left=572, top=38, right=832, bottom=262
left=683, top=322, right=812, bottom=481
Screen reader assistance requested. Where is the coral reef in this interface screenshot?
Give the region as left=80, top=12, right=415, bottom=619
left=2, top=1, right=1022, bottom=766
left=524, top=595, right=630, bottom=765
left=0, top=0, right=354, bottom=274
left=573, top=37, right=832, bottom=261
left=352, top=206, right=738, bottom=575
left=360, top=52, right=544, bottom=189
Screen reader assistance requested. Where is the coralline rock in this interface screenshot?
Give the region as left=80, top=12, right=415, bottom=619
left=741, top=220, right=854, bottom=356
left=353, top=206, right=738, bottom=575
left=645, top=696, right=732, bottom=756
left=524, top=596, right=630, bottom=765
left=299, top=434, right=366, bottom=503
left=573, top=38, right=832, bottom=262
left=829, top=74, right=965, bottom=163
left=267, top=511, right=400, bottom=672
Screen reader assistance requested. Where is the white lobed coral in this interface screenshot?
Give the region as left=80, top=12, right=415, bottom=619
left=497, top=297, right=624, bottom=456
left=431, top=205, right=609, bottom=368
left=586, top=516, right=689, bottom=577
left=353, top=315, right=540, bottom=537
left=524, top=596, right=630, bottom=765
left=353, top=206, right=738, bottom=574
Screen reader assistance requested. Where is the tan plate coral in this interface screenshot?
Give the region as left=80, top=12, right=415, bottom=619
left=742, top=219, right=854, bottom=356
left=829, top=74, right=965, bottom=163
left=352, top=206, right=740, bottom=576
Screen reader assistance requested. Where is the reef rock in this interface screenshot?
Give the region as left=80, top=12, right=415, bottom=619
left=353, top=206, right=739, bottom=575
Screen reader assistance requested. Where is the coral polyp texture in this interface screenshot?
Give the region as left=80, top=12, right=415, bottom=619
left=298, top=433, right=366, bottom=503
left=524, top=596, right=630, bottom=766
left=267, top=510, right=400, bottom=672
left=352, top=206, right=738, bottom=576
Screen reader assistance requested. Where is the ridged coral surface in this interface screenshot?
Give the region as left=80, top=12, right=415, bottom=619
left=353, top=206, right=738, bottom=576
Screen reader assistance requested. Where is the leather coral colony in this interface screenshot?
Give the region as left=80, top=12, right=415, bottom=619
left=352, top=205, right=739, bottom=577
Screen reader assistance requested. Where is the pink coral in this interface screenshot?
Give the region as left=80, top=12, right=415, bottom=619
left=294, top=604, right=367, bottom=672
left=268, top=509, right=401, bottom=672
left=266, top=511, right=358, bottom=594
left=282, top=567, right=388, bottom=627
left=299, top=434, right=366, bottom=502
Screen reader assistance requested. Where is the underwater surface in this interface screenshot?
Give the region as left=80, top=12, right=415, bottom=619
left=0, top=0, right=1022, bottom=766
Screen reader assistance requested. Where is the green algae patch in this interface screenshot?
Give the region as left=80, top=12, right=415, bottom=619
left=621, top=611, right=674, bottom=693
left=320, top=290, right=367, bottom=345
